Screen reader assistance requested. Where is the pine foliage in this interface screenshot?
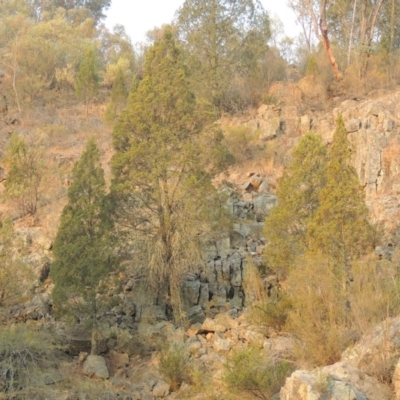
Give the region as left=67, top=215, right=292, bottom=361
left=111, top=28, right=232, bottom=322
left=307, top=114, right=376, bottom=266
left=264, top=132, right=327, bottom=277
left=51, top=139, right=115, bottom=352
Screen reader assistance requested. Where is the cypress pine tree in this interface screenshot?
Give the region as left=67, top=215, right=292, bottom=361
left=111, top=27, right=232, bottom=322
left=51, top=139, right=115, bottom=354
left=307, top=114, right=376, bottom=268
left=264, top=132, right=327, bottom=278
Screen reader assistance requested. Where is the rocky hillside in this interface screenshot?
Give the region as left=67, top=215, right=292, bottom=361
left=4, top=83, right=400, bottom=399
left=228, top=84, right=400, bottom=236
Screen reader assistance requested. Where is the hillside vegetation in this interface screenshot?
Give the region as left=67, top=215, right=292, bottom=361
left=1, top=1, right=400, bottom=399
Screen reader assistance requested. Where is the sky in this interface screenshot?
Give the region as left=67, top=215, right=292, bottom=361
left=105, top=0, right=300, bottom=45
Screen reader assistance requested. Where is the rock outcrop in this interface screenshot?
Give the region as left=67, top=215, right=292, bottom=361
left=83, top=355, right=109, bottom=379
left=280, top=363, right=391, bottom=400
left=280, top=316, right=400, bottom=400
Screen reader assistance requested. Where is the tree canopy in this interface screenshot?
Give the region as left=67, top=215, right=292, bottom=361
left=264, top=132, right=327, bottom=278
left=307, top=114, right=376, bottom=267
left=111, top=27, right=232, bottom=322
left=29, top=0, right=111, bottom=22
left=51, top=139, right=115, bottom=354
left=175, top=0, right=270, bottom=110
left=265, top=117, right=375, bottom=278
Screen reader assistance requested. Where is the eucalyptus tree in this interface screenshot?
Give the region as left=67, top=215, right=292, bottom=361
left=175, top=0, right=270, bottom=110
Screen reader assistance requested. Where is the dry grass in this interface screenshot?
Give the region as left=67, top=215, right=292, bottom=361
left=0, top=90, right=113, bottom=240
left=281, top=250, right=400, bottom=369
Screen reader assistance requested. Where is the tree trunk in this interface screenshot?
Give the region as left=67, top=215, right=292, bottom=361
left=348, top=0, right=357, bottom=66
left=390, top=0, right=395, bottom=53
left=301, top=0, right=343, bottom=81
left=319, top=0, right=342, bottom=81
left=360, top=0, right=385, bottom=77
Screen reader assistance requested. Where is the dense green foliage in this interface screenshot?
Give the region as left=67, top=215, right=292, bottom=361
left=264, top=132, right=327, bottom=277
left=308, top=115, right=376, bottom=267
left=265, top=118, right=375, bottom=277
left=51, top=139, right=115, bottom=354
left=111, top=28, right=232, bottom=321
left=263, top=116, right=380, bottom=367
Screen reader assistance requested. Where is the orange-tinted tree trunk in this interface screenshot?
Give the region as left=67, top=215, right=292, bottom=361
left=319, top=0, right=342, bottom=81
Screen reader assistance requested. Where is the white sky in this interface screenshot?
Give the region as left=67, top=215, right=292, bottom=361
left=105, top=1, right=300, bottom=45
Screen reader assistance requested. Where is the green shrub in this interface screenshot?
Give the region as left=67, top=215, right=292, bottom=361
left=285, top=253, right=350, bottom=367
left=4, top=132, right=45, bottom=217
left=158, top=343, right=192, bottom=392
left=223, top=126, right=262, bottom=164
left=223, top=346, right=293, bottom=399
left=250, top=295, right=293, bottom=331
left=0, top=325, right=61, bottom=397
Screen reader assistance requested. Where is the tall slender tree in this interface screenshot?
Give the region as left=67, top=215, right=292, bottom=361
left=111, top=27, right=232, bottom=322
left=51, top=139, right=115, bottom=354
left=264, top=132, right=327, bottom=278
left=307, top=115, right=376, bottom=269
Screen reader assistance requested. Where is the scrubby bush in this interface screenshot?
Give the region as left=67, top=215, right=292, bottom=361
left=284, top=252, right=350, bottom=367
left=283, top=251, right=400, bottom=368
left=4, top=132, right=46, bottom=217
left=0, top=325, right=60, bottom=398
left=223, top=126, right=263, bottom=165
left=349, top=253, right=400, bottom=335
left=250, top=295, right=293, bottom=331
left=243, top=258, right=292, bottom=330
left=158, top=343, right=192, bottom=391
left=223, top=346, right=293, bottom=399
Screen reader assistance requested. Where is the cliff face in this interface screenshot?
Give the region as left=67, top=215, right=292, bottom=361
left=328, top=92, right=400, bottom=233
left=241, top=86, right=400, bottom=235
